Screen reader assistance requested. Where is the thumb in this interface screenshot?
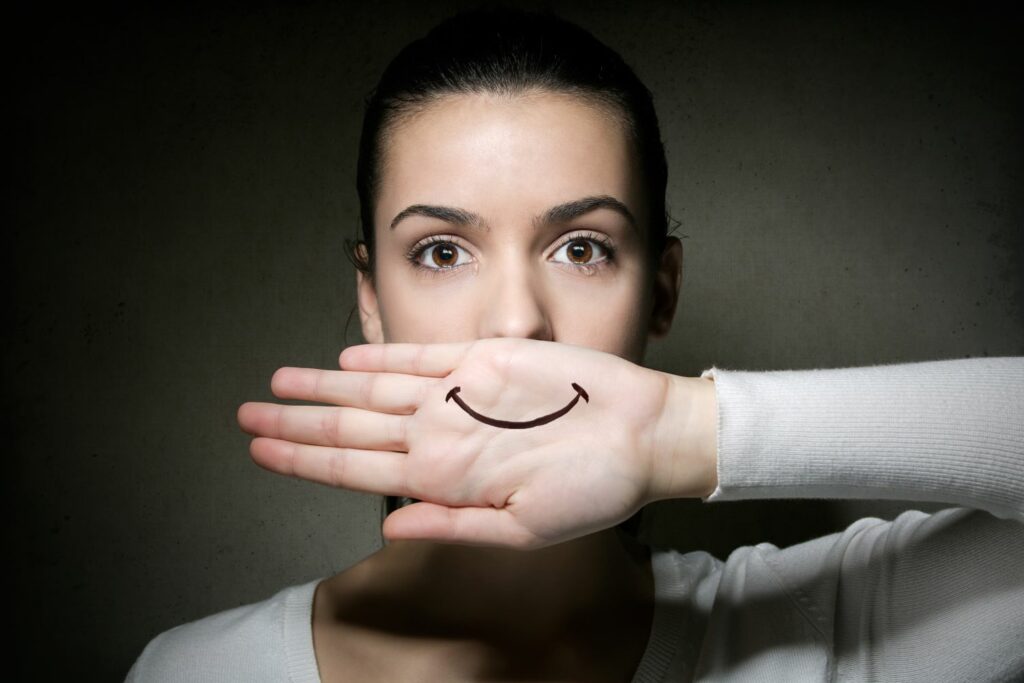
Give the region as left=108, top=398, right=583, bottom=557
left=382, top=501, right=540, bottom=549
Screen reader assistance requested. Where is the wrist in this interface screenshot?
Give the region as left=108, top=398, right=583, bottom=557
left=647, top=372, right=719, bottom=503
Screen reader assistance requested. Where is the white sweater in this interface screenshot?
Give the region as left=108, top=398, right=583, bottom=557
left=125, top=356, right=1024, bottom=682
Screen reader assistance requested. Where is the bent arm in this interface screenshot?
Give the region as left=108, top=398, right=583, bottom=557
left=656, top=355, right=1024, bottom=521
left=671, top=356, right=1024, bottom=681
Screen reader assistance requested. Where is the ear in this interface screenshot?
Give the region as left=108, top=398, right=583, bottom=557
left=648, top=236, right=683, bottom=340
left=355, top=243, right=385, bottom=344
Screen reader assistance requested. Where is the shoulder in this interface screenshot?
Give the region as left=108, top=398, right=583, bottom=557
left=661, top=510, right=1024, bottom=680
left=125, top=578, right=323, bottom=682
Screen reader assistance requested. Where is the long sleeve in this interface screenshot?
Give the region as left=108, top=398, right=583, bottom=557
left=700, top=356, right=1024, bottom=521
left=123, top=579, right=322, bottom=682
left=687, top=356, right=1024, bottom=682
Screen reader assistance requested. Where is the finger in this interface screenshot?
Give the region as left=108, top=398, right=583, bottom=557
left=271, top=367, right=429, bottom=414
left=249, top=437, right=410, bottom=497
left=339, top=341, right=474, bottom=377
left=381, top=501, right=543, bottom=549
left=238, top=402, right=408, bottom=451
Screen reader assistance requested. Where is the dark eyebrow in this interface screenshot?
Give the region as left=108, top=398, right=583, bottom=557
left=389, top=195, right=637, bottom=233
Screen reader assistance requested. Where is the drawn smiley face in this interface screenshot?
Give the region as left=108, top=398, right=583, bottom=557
left=444, top=383, right=589, bottom=429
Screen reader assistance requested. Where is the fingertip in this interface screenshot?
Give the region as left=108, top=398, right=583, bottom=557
left=339, top=344, right=372, bottom=369
left=237, top=402, right=256, bottom=434
left=338, top=346, right=356, bottom=369
left=382, top=503, right=524, bottom=549
left=247, top=436, right=262, bottom=464
left=248, top=435, right=266, bottom=456
left=380, top=503, right=430, bottom=543
left=270, top=367, right=292, bottom=396
left=379, top=520, right=404, bottom=543
left=248, top=436, right=286, bottom=472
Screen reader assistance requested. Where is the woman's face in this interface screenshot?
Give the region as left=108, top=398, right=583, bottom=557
left=356, top=91, right=682, bottom=365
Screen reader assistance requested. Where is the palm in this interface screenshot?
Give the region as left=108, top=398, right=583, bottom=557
left=401, top=339, right=664, bottom=546
left=239, top=337, right=670, bottom=549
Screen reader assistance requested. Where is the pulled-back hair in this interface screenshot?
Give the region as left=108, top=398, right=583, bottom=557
left=344, top=5, right=676, bottom=541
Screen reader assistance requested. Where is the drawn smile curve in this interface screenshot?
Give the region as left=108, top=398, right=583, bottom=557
left=444, top=383, right=589, bottom=429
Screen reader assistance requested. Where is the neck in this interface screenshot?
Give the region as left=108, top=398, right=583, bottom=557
left=327, top=527, right=655, bottom=644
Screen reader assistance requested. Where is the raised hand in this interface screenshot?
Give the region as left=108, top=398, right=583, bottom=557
left=237, top=337, right=717, bottom=549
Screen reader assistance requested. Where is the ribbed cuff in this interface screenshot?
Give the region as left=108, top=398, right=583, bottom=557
left=283, top=578, right=324, bottom=682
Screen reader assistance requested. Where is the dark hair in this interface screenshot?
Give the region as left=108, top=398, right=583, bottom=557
left=344, top=5, right=677, bottom=541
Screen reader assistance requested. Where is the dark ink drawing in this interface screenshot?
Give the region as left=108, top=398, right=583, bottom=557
left=445, top=383, right=589, bottom=429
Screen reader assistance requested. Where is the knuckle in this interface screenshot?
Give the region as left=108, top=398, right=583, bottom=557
left=273, top=405, right=285, bottom=439
left=312, top=370, right=327, bottom=403
left=414, top=344, right=426, bottom=376
left=361, top=373, right=376, bottom=408
left=399, top=464, right=415, bottom=499
left=447, top=506, right=463, bottom=539
left=384, top=415, right=397, bottom=449
left=283, top=442, right=299, bottom=476
left=323, top=408, right=343, bottom=445
left=395, top=415, right=408, bottom=448
left=327, top=449, right=347, bottom=487
left=412, top=379, right=431, bottom=414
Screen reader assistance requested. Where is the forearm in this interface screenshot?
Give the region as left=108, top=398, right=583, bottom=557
left=648, top=356, right=1024, bottom=521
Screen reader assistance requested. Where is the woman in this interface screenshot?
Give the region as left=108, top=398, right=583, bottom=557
left=127, top=7, right=1024, bottom=682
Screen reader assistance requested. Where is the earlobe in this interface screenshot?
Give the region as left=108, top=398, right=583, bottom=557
left=355, top=258, right=385, bottom=344
left=647, top=236, right=683, bottom=340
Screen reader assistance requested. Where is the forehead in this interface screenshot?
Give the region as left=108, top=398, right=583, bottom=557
left=375, top=91, right=643, bottom=229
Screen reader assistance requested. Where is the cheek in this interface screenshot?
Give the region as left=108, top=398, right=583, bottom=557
left=376, top=273, right=477, bottom=343
left=549, top=279, right=650, bottom=348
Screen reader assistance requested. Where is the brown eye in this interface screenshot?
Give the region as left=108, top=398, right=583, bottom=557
left=431, top=242, right=458, bottom=267
left=551, top=234, right=615, bottom=272
left=566, top=239, right=593, bottom=264
left=408, top=238, right=470, bottom=272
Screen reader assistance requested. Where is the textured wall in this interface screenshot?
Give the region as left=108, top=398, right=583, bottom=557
left=9, top=1, right=1022, bottom=678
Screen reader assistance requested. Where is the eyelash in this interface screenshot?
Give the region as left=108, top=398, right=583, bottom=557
left=405, top=231, right=617, bottom=279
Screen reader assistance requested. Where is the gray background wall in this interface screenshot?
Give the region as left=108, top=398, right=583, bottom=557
left=8, top=1, right=1022, bottom=679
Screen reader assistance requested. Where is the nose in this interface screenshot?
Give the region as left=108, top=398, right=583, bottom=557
left=477, top=251, right=553, bottom=341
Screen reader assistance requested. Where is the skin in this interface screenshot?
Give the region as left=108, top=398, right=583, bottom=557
left=363, top=90, right=674, bottom=355
left=323, top=92, right=677, bottom=680
left=444, top=380, right=590, bottom=428
left=289, top=91, right=696, bottom=680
